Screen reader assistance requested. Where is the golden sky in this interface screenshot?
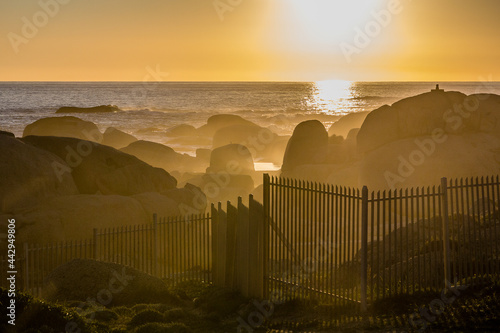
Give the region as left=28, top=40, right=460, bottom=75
left=1, top=0, right=499, bottom=81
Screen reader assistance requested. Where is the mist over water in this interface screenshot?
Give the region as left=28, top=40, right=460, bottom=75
left=1, top=81, right=499, bottom=151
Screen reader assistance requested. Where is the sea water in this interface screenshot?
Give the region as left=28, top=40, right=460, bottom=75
left=1, top=81, right=499, bottom=155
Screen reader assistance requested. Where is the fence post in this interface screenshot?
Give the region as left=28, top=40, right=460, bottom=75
left=153, top=213, right=158, bottom=277
left=262, top=173, right=270, bottom=299
left=441, top=177, right=452, bottom=288
left=225, top=201, right=238, bottom=288
left=93, top=228, right=98, bottom=260
left=360, top=186, right=368, bottom=312
left=211, top=203, right=218, bottom=286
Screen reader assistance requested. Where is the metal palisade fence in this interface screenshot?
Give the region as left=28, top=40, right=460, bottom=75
left=263, top=174, right=500, bottom=310
left=1, top=174, right=499, bottom=309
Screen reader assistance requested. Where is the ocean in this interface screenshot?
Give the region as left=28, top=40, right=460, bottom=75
left=1, top=81, right=499, bottom=154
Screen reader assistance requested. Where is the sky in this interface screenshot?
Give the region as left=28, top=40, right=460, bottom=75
left=1, top=0, right=499, bottom=82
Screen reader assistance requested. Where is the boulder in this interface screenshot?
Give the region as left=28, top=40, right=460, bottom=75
left=328, top=111, right=369, bottom=139
left=281, top=120, right=328, bottom=173
left=207, top=144, right=255, bottom=175
left=197, top=114, right=257, bottom=136
left=161, top=183, right=207, bottom=215
left=346, top=128, right=360, bottom=143
left=21, top=136, right=177, bottom=195
left=0, top=135, right=78, bottom=213
left=259, top=135, right=290, bottom=165
left=43, top=259, right=179, bottom=307
left=0, top=130, right=15, bottom=137
left=165, top=124, right=197, bottom=137
left=120, top=140, right=201, bottom=172
left=11, top=194, right=148, bottom=243
left=360, top=133, right=500, bottom=191
left=212, top=124, right=276, bottom=149
left=102, top=127, right=137, bottom=149
left=131, top=192, right=181, bottom=218
left=23, top=116, right=103, bottom=143
left=163, top=135, right=212, bottom=149
left=196, top=148, right=212, bottom=162
left=357, top=91, right=468, bottom=154
left=470, top=93, right=500, bottom=134
left=55, top=105, right=121, bottom=114
left=181, top=173, right=254, bottom=204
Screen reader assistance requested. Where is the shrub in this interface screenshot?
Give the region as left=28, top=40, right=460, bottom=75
left=163, top=308, right=188, bottom=322
left=112, top=306, right=134, bottom=317
left=172, top=280, right=209, bottom=300
left=94, top=309, right=119, bottom=322
left=134, top=322, right=191, bottom=333
left=129, top=309, right=165, bottom=328
left=131, top=304, right=152, bottom=313
left=0, top=288, right=93, bottom=333
left=196, top=286, right=247, bottom=317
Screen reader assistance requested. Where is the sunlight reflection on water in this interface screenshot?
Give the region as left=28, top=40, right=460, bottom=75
left=308, top=80, right=356, bottom=115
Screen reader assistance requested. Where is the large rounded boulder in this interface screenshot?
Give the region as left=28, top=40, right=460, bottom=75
left=360, top=133, right=500, bottom=190
left=356, top=91, right=500, bottom=190
left=23, top=116, right=103, bottom=143
left=207, top=144, right=255, bottom=175
left=281, top=120, right=328, bottom=173
left=55, top=105, right=121, bottom=114
left=328, top=111, right=369, bottom=139
left=102, top=127, right=137, bottom=149
left=197, top=114, right=257, bottom=137
left=165, top=124, right=197, bottom=137
left=357, top=91, right=468, bottom=154
left=212, top=124, right=277, bottom=149
left=120, top=140, right=202, bottom=172
left=0, top=135, right=78, bottom=213
left=21, top=136, right=177, bottom=195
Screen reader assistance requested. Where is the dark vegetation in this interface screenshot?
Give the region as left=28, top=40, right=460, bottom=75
left=2, top=276, right=499, bottom=332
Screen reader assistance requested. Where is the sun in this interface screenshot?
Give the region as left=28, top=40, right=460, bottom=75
left=287, top=0, right=382, bottom=46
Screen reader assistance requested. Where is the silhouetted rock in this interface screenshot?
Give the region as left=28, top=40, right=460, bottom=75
left=360, top=133, right=500, bottom=190
left=161, top=183, right=207, bottom=215
left=165, top=124, right=197, bottom=137
left=328, top=111, right=369, bottom=139
left=328, top=134, right=344, bottom=145
left=55, top=105, right=121, bottom=113
left=196, top=148, right=211, bottom=161
left=357, top=91, right=467, bottom=154
left=207, top=144, right=255, bottom=175
left=121, top=140, right=202, bottom=172
left=21, top=136, right=177, bottom=195
left=212, top=124, right=276, bottom=148
left=469, top=93, right=500, bottom=134
left=131, top=192, right=181, bottom=218
left=121, top=140, right=179, bottom=167
left=102, top=127, right=138, bottom=149
left=0, top=130, right=14, bottom=137
left=23, top=116, right=103, bottom=142
left=0, top=135, right=78, bottom=213
left=355, top=91, right=500, bottom=190
left=197, top=114, right=257, bottom=136
left=282, top=120, right=328, bottom=173
left=43, top=259, right=179, bottom=307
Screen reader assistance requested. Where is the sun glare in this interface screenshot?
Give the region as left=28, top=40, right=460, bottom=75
left=288, top=0, right=381, bottom=45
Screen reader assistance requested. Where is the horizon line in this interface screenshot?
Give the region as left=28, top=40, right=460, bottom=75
left=1, top=80, right=498, bottom=83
